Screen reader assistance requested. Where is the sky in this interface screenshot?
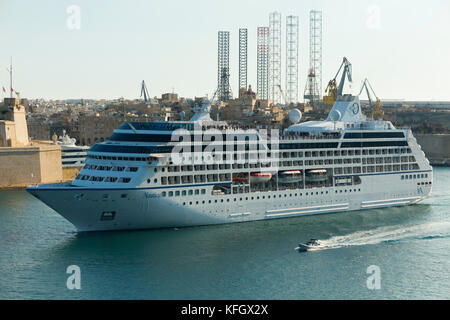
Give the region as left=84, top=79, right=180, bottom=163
left=0, top=0, right=449, bottom=101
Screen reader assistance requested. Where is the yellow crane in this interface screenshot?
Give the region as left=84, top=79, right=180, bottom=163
left=323, top=57, right=352, bottom=106
left=323, top=79, right=337, bottom=106
left=358, top=78, right=384, bottom=119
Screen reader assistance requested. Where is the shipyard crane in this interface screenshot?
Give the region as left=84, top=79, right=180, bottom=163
left=358, top=78, right=384, bottom=119
left=323, top=57, right=352, bottom=106
left=140, top=80, right=150, bottom=103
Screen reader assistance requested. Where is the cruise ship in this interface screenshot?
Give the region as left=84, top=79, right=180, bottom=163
left=27, top=94, right=433, bottom=232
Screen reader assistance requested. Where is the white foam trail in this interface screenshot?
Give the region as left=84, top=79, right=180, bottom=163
left=319, top=221, right=450, bottom=250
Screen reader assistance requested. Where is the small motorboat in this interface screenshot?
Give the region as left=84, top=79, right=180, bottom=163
left=296, top=239, right=325, bottom=252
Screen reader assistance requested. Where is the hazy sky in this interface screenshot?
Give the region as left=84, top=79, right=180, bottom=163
left=0, top=0, right=449, bottom=101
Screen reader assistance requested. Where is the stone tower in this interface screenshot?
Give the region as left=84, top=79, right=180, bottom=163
left=0, top=97, right=30, bottom=147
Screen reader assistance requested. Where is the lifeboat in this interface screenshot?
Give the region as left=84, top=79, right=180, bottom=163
left=278, top=170, right=303, bottom=183
left=232, top=176, right=248, bottom=183
left=250, top=172, right=272, bottom=183
left=305, top=169, right=328, bottom=182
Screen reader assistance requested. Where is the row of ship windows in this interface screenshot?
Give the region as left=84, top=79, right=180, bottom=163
left=75, top=175, right=132, bottom=183
left=281, top=156, right=415, bottom=167
left=85, top=147, right=412, bottom=163
left=84, top=164, right=139, bottom=172
left=168, top=147, right=413, bottom=162
left=281, top=148, right=411, bottom=158
left=161, top=188, right=362, bottom=201
left=335, top=163, right=420, bottom=174
left=401, top=173, right=429, bottom=180
left=87, top=155, right=149, bottom=161
left=158, top=155, right=416, bottom=173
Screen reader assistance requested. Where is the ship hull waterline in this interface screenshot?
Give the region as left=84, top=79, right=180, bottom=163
left=26, top=183, right=431, bottom=232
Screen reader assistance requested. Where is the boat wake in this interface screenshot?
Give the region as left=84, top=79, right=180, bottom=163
left=316, top=221, right=450, bottom=250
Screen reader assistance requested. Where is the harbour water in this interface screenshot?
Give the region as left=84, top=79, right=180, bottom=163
left=0, top=168, right=449, bottom=299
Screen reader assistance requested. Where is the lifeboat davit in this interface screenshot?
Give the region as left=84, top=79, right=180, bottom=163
left=305, top=169, right=328, bottom=182
left=278, top=170, right=303, bottom=183
left=250, top=172, right=272, bottom=183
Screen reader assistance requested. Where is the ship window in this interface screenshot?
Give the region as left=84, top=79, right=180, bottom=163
left=188, top=190, right=193, bottom=195
left=175, top=191, right=180, bottom=196
left=162, top=192, right=166, bottom=197
left=195, top=190, right=199, bottom=195
left=169, top=191, right=173, bottom=197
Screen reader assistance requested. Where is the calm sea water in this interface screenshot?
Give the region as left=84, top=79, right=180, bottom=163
left=0, top=168, right=449, bottom=300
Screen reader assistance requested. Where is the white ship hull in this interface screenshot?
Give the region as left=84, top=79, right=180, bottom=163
left=27, top=171, right=432, bottom=232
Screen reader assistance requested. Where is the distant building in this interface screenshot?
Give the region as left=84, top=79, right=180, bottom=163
left=162, top=93, right=178, bottom=103
left=78, top=114, right=123, bottom=146
left=222, top=85, right=257, bottom=120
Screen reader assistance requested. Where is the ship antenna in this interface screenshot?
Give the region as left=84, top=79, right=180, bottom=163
left=6, top=57, right=13, bottom=98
